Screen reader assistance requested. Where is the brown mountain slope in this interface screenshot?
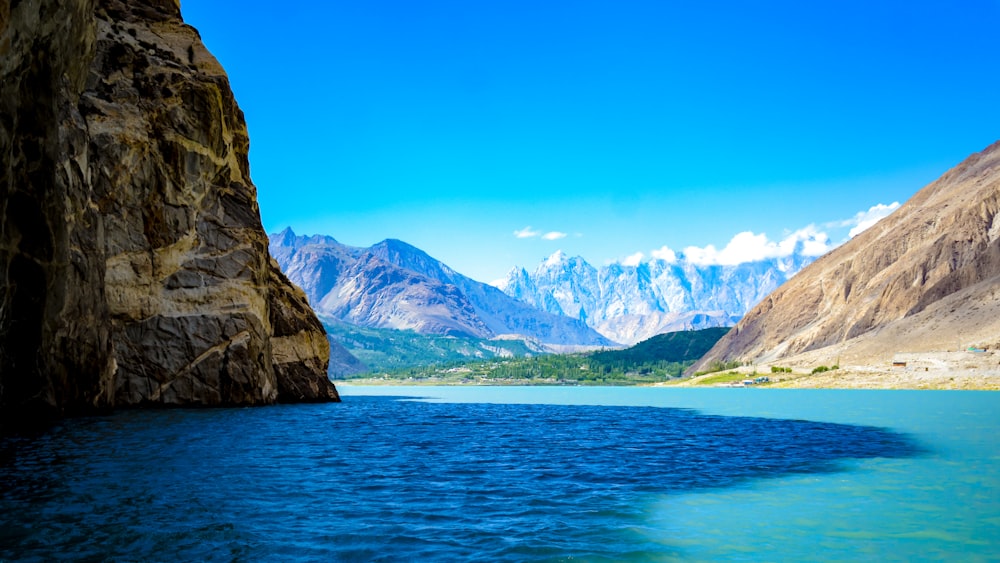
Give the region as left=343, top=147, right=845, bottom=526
left=691, top=140, right=1000, bottom=373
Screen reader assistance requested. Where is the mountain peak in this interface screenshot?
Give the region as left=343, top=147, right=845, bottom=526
left=269, top=227, right=341, bottom=249
left=369, top=238, right=455, bottom=282
left=544, top=250, right=569, bottom=266
left=271, top=226, right=297, bottom=247
left=502, top=245, right=814, bottom=344
left=374, top=238, right=425, bottom=255
left=271, top=233, right=613, bottom=347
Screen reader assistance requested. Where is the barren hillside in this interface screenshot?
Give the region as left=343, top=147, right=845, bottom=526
left=692, top=141, right=1000, bottom=374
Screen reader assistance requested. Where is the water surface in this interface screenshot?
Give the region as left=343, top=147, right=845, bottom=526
left=1, top=386, right=996, bottom=561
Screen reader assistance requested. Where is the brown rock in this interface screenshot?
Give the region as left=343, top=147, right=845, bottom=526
left=0, top=0, right=338, bottom=421
left=269, top=261, right=340, bottom=402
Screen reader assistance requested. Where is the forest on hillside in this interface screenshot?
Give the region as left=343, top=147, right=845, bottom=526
left=349, top=327, right=730, bottom=385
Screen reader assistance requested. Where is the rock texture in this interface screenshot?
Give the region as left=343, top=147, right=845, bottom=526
left=268, top=262, right=340, bottom=401
left=270, top=230, right=614, bottom=348
left=692, top=141, right=1000, bottom=372
left=0, top=0, right=338, bottom=420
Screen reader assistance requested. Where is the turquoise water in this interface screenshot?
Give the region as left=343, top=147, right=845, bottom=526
left=344, top=386, right=1000, bottom=561
left=1, top=385, right=996, bottom=561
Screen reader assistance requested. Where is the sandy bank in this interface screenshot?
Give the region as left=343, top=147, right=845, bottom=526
left=676, top=350, right=1000, bottom=390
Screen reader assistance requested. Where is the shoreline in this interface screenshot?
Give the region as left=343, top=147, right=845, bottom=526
left=336, top=350, right=1000, bottom=391
left=337, top=371, right=1000, bottom=390
left=672, top=350, right=1000, bottom=390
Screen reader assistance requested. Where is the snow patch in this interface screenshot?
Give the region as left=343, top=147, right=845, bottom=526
left=545, top=250, right=569, bottom=267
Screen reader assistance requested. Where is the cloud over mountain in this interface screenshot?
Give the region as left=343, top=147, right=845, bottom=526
left=681, top=226, right=831, bottom=267
left=617, top=203, right=900, bottom=269
left=846, top=202, right=901, bottom=238
left=498, top=247, right=815, bottom=345
left=496, top=202, right=905, bottom=344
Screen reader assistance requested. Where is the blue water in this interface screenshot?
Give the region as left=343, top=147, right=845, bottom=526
left=1, top=386, right=997, bottom=561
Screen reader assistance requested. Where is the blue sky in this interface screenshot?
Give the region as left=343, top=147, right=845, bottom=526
left=182, top=1, right=999, bottom=282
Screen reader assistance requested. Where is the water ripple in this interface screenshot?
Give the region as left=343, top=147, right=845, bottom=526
left=0, top=395, right=922, bottom=561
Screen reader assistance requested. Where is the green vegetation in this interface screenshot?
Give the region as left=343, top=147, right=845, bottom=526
left=771, top=366, right=792, bottom=373
left=693, top=371, right=748, bottom=386
left=324, top=322, right=538, bottom=374
left=346, top=327, right=731, bottom=385
left=693, top=359, right=743, bottom=377
left=591, top=326, right=729, bottom=365
left=357, top=353, right=692, bottom=385
left=810, top=365, right=839, bottom=374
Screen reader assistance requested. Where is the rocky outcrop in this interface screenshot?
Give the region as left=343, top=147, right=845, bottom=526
left=268, top=262, right=340, bottom=401
left=0, top=0, right=338, bottom=421
left=692, top=141, right=1000, bottom=371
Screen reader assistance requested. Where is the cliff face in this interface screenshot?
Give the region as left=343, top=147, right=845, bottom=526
left=0, top=0, right=338, bottom=419
left=692, top=141, right=1000, bottom=371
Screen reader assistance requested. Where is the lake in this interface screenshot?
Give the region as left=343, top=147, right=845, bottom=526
left=1, top=386, right=997, bottom=561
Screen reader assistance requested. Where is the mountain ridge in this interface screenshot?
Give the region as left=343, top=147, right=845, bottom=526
left=270, top=230, right=615, bottom=348
left=692, top=140, right=1000, bottom=372
left=497, top=249, right=814, bottom=344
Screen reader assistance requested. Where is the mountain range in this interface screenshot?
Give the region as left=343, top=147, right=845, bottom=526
left=496, top=250, right=815, bottom=344
left=271, top=227, right=822, bottom=358
left=269, top=231, right=614, bottom=350
left=269, top=137, right=1000, bottom=383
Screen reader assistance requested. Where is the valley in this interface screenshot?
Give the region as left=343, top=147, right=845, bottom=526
left=270, top=143, right=1000, bottom=391
left=343, top=328, right=730, bottom=386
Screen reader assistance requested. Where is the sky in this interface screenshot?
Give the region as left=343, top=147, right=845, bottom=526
left=181, top=1, right=999, bottom=283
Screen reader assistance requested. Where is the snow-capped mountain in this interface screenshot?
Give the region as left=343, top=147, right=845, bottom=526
left=496, top=250, right=815, bottom=344
left=269, top=229, right=613, bottom=348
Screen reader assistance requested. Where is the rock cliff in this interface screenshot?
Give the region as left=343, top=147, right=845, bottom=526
left=692, top=141, right=1000, bottom=371
left=0, top=0, right=338, bottom=421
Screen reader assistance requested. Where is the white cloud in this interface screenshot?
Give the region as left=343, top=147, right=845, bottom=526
left=779, top=225, right=831, bottom=257
left=846, top=202, right=900, bottom=238
left=621, top=252, right=644, bottom=266
left=691, top=231, right=770, bottom=266
left=650, top=245, right=678, bottom=263
left=514, top=226, right=571, bottom=240
left=609, top=202, right=897, bottom=269
left=682, top=226, right=832, bottom=266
